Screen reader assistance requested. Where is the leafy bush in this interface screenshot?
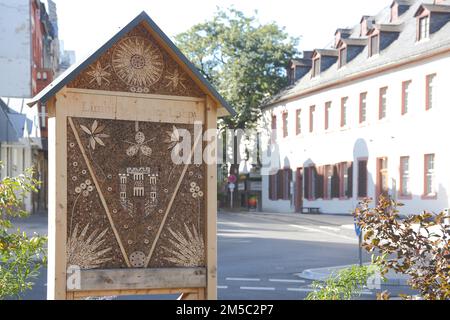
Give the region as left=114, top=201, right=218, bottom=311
left=306, top=265, right=376, bottom=300
left=0, top=164, right=47, bottom=299
left=355, top=196, right=450, bottom=300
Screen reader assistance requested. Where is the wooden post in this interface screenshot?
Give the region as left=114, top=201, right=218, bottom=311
left=47, top=94, right=68, bottom=300
left=205, top=96, right=218, bottom=300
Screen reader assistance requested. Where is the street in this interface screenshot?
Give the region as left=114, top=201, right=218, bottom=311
left=217, top=212, right=370, bottom=300
left=20, top=211, right=415, bottom=300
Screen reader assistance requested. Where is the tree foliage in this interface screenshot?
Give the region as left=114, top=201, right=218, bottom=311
left=0, top=164, right=47, bottom=299
left=355, top=196, right=450, bottom=300
left=175, top=8, right=299, bottom=130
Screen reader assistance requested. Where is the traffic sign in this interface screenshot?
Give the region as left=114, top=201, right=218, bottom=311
left=228, top=175, right=237, bottom=184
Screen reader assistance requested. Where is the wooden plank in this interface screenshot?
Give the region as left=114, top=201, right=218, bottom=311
left=116, top=96, right=205, bottom=124
left=60, top=91, right=205, bottom=124
left=205, top=96, right=218, bottom=300
left=67, top=268, right=206, bottom=292
left=73, top=287, right=201, bottom=299
left=47, top=93, right=68, bottom=299
left=68, top=117, right=131, bottom=267
left=198, top=288, right=206, bottom=300
left=66, top=88, right=205, bottom=102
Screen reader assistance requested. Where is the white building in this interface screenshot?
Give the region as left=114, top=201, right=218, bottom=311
left=260, top=0, right=450, bottom=215
left=0, top=97, right=42, bottom=212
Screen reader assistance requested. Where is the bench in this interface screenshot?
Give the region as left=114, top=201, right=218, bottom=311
left=301, top=207, right=321, bottom=214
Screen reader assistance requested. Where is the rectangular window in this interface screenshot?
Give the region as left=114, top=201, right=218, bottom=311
left=339, top=162, right=353, bottom=198
left=310, top=167, right=316, bottom=200
left=309, top=105, right=315, bottom=133
left=283, top=169, right=292, bottom=200
left=312, top=57, right=320, bottom=77
left=424, top=154, right=435, bottom=197
left=325, top=102, right=331, bottom=130
left=426, top=73, right=436, bottom=110
left=369, top=34, right=380, bottom=57
left=379, top=87, right=388, bottom=119
left=359, top=92, right=367, bottom=123
left=325, top=165, right=333, bottom=199
left=331, top=164, right=340, bottom=199
left=419, top=15, right=430, bottom=41
left=282, top=112, right=288, bottom=138
left=378, top=157, right=389, bottom=199
left=271, top=115, right=277, bottom=130
left=357, top=159, right=368, bottom=198
left=277, top=170, right=284, bottom=200
left=399, top=156, right=410, bottom=197
left=40, top=105, right=46, bottom=128
left=296, top=109, right=301, bottom=135
left=341, top=97, right=348, bottom=127
left=402, top=81, right=411, bottom=115
left=269, top=172, right=277, bottom=200
left=339, top=47, right=347, bottom=68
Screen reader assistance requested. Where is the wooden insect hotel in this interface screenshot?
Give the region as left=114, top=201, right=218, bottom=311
left=28, top=11, right=234, bottom=300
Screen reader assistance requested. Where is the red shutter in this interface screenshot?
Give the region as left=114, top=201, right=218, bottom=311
left=315, top=166, right=324, bottom=199
left=331, top=165, right=340, bottom=198
left=347, top=162, right=353, bottom=198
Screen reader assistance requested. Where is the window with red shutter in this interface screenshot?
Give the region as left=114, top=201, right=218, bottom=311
left=304, top=167, right=311, bottom=200
left=358, top=160, right=368, bottom=198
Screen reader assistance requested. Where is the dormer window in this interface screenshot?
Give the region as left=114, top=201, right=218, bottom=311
left=369, top=33, right=380, bottom=57
left=418, top=15, right=430, bottom=41
left=312, top=57, right=320, bottom=78
left=339, top=47, right=347, bottom=68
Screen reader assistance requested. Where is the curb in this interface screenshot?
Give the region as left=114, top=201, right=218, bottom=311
left=296, top=264, right=410, bottom=286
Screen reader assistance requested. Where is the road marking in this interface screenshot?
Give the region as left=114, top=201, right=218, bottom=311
left=289, top=224, right=355, bottom=241
left=269, top=279, right=305, bottom=284
left=319, top=226, right=341, bottom=232
left=240, top=286, right=275, bottom=291
left=359, top=291, right=374, bottom=295
left=287, top=288, right=315, bottom=292
left=217, top=286, right=228, bottom=289
left=226, top=277, right=261, bottom=282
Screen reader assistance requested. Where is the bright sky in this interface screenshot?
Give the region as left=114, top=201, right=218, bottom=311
left=52, top=0, right=391, bottom=61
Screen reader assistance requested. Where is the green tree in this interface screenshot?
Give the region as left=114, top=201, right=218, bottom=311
left=176, top=8, right=298, bottom=130
left=176, top=8, right=299, bottom=202
left=0, top=163, right=47, bottom=299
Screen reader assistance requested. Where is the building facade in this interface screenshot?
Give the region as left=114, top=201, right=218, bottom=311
left=0, top=0, right=70, bottom=213
left=261, top=0, right=450, bottom=215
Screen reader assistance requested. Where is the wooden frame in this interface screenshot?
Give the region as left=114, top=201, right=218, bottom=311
left=35, top=12, right=233, bottom=300
left=47, top=89, right=219, bottom=300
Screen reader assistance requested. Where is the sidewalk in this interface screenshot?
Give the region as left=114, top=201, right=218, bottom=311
left=297, top=264, right=410, bottom=286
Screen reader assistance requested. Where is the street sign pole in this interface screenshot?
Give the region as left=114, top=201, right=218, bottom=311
left=228, top=175, right=237, bottom=210
left=354, top=218, right=363, bottom=267
left=358, top=232, right=363, bottom=267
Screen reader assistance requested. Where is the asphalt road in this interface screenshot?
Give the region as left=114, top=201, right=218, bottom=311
left=217, top=212, right=370, bottom=300
left=18, top=211, right=415, bottom=300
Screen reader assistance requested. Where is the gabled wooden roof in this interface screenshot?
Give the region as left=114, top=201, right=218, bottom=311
left=28, top=11, right=235, bottom=116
